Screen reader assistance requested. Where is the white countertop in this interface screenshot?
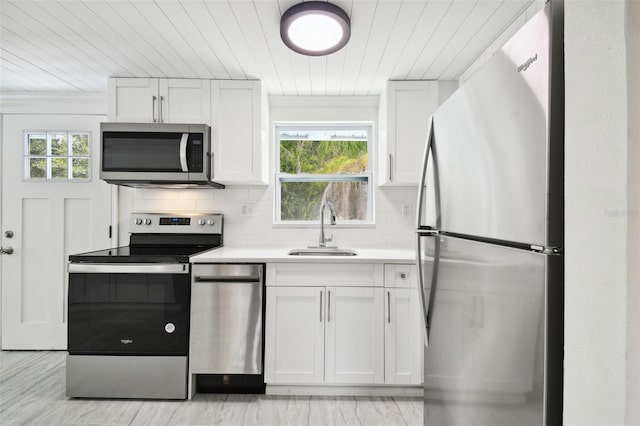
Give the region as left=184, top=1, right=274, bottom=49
left=190, top=247, right=416, bottom=264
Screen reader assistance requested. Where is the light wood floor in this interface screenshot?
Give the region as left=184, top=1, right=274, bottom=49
left=0, top=351, right=422, bottom=426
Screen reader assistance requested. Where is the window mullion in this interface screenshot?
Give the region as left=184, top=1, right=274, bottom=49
left=46, top=132, right=52, bottom=180
left=67, top=132, right=73, bottom=179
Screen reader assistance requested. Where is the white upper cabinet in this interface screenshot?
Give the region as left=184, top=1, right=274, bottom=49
left=211, top=80, right=269, bottom=185
left=108, top=78, right=211, bottom=124
left=378, top=81, right=458, bottom=186
left=107, top=78, right=269, bottom=185
left=159, top=79, right=211, bottom=124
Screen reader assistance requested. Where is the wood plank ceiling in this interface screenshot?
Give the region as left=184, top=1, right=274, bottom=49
left=0, top=0, right=535, bottom=96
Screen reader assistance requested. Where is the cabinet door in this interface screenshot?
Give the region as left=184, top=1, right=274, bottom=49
left=389, top=81, right=437, bottom=185
left=324, top=286, right=384, bottom=384
left=159, top=79, right=211, bottom=124
left=264, top=286, right=325, bottom=384
left=379, top=81, right=457, bottom=186
left=108, top=78, right=159, bottom=122
left=211, top=80, right=266, bottom=184
left=384, top=288, right=423, bottom=384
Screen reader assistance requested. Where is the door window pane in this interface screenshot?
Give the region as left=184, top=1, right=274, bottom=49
left=28, top=135, right=46, bottom=155
left=24, top=131, right=91, bottom=181
left=29, top=158, right=46, bottom=178
left=51, top=158, right=68, bottom=179
left=72, top=158, right=90, bottom=179
left=50, top=133, right=68, bottom=156
left=71, top=134, right=89, bottom=156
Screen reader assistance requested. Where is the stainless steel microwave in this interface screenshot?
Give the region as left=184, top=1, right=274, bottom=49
left=100, top=122, right=224, bottom=188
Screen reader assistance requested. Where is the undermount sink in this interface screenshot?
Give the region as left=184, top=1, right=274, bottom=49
left=288, top=248, right=358, bottom=257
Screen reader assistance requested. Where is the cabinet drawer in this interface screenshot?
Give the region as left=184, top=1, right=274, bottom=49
left=384, top=264, right=417, bottom=288
left=268, top=263, right=383, bottom=287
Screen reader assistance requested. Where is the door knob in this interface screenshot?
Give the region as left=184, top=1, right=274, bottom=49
left=0, top=247, right=13, bottom=255
left=4, top=230, right=13, bottom=238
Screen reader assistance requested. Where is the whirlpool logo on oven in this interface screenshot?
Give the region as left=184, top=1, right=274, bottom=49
left=120, top=339, right=133, bottom=345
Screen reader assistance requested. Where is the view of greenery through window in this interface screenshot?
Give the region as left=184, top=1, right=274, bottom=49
left=26, top=132, right=90, bottom=180
left=278, top=128, right=371, bottom=222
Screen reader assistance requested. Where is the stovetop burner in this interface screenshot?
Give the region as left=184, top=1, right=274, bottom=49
left=69, top=212, right=223, bottom=264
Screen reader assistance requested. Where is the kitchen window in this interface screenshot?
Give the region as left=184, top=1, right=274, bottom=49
left=24, top=131, right=91, bottom=181
left=275, top=124, right=373, bottom=225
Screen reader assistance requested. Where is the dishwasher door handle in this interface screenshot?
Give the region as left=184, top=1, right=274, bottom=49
left=194, top=276, right=261, bottom=283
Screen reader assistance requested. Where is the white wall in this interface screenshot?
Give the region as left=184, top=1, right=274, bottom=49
left=565, top=1, right=633, bottom=425
left=118, top=96, right=417, bottom=250
left=625, top=2, right=640, bottom=425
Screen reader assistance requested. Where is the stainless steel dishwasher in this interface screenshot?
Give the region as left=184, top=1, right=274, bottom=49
left=190, top=264, right=265, bottom=393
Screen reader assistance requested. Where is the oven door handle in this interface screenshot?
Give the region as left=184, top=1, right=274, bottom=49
left=68, top=263, right=189, bottom=274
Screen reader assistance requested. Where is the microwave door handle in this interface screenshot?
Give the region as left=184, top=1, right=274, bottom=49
left=179, top=133, right=189, bottom=172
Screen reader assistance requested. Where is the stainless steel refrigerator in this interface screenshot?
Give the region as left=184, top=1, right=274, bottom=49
left=415, top=2, right=564, bottom=425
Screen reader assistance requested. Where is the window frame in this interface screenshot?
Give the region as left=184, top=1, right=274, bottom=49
left=274, top=123, right=375, bottom=227
left=23, top=130, right=92, bottom=182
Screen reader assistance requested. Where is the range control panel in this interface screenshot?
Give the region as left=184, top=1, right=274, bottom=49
left=130, top=212, right=223, bottom=234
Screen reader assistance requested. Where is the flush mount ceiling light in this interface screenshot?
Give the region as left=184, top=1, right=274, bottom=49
left=280, top=1, right=351, bottom=56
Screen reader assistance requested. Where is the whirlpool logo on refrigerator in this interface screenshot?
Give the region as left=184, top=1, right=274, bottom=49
left=518, top=54, right=538, bottom=72
left=120, top=339, right=133, bottom=345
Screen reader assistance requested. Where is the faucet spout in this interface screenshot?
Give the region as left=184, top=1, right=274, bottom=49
left=319, top=201, right=336, bottom=248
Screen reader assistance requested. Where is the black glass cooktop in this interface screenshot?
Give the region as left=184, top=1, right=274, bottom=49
left=68, top=245, right=219, bottom=263
left=69, top=231, right=222, bottom=264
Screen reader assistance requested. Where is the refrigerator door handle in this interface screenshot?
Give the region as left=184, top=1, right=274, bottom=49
left=416, top=117, right=435, bottom=230
left=416, top=233, right=440, bottom=346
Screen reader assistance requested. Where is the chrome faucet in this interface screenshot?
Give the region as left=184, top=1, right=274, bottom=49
left=318, top=201, right=336, bottom=248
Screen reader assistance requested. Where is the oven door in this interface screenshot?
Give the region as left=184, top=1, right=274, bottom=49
left=67, top=263, right=190, bottom=356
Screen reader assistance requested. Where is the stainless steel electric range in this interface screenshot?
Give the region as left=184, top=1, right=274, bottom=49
left=66, top=212, right=222, bottom=400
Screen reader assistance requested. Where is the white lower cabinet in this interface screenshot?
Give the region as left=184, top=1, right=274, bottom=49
left=264, top=286, right=325, bottom=384
left=325, top=286, right=385, bottom=384
left=265, top=262, right=424, bottom=389
left=265, top=285, right=384, bottom=385
left=384, top=264, right=424, bottom=385
left=384, top=288, right=423, bottom=384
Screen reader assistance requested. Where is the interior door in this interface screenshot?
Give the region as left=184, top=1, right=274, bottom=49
left=1, top=114, right=112, bottom=349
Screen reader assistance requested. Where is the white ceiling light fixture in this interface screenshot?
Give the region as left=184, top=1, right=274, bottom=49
left=280, top=1, right=351, bottom=56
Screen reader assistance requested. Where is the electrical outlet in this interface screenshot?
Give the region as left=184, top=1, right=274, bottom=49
left=401, top=203, right=412, bottom=218
left=240, top=203, right=254, bottom=216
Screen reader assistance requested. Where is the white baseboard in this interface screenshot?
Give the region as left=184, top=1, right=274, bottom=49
left=265, top=384, right=423, bottom=397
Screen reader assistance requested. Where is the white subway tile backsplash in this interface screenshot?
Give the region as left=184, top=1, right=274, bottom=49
left=138, top=188, right=181, bottom=200
left=134, top=198, right=197, bottom=212
left=176, top=189, right=215, bottom=200
left=249, top=187, right=271, bottom=201
left=122, top=185, right=416, bottom=250
left=195, top=199, right=222, bottom=212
